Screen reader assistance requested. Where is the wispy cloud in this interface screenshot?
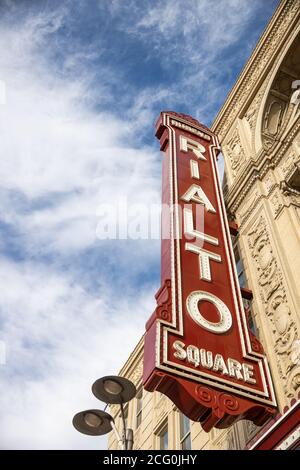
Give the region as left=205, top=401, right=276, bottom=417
left=98, top=0, right=278, bottom=123
left=0, top=256, right=155, bottom=449
left=0, top=0, right=278, bottom=449
left=0, top=4, right=159, bottom=449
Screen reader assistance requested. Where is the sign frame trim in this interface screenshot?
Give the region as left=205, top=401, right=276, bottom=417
left=153, top=112, right=277, bottom=407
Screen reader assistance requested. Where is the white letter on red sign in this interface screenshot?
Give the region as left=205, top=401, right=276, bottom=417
left=186, top=291, right=232, bottom=334
left=183, top=208, right=219, bottom=246
left=180, top=136, right=206, bottom=160
left=190, top=160, right=200, bottom=179
left=185, top=243, right=221, bottom=282
left=181, top=184, right=216, bottom=213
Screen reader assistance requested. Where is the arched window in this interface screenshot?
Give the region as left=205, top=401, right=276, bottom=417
left=261, top=32, right=300, bottom=151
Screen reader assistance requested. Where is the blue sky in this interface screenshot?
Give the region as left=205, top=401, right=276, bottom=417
left=0, top=0, right=278, bottom=449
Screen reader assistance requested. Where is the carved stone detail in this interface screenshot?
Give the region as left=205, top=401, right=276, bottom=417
left=290, top=340, right=300, bottom=367
left=264, top=171, right=276, bottom=195
left=278, top=151, right=300, bottom=209
left=214, top=0, right=300, bottom=139
left=281, top=180, right=300, bottom=205
left=280, top=150, right=298, bottom=178
left=244, top=106, right=256, bottom=129
left=227, top=118, right=300, bottom=216
left=238, top=189, right=262, bottom=224
left=270, top=191, right=284, bottom=218
left=213, top=432, right=230, bottom=450
left=243, top=420, right=260, bottom=441
left=224, top=128, right=246, bottom=177
left=262, top=97, right=287, bottom=152
left=243, top=76, right=272, bottom=153
left=247, top=216, right=299, bottom=397
left=260, top=32, right=300, bottom=153
left=130, top=362, right=143, bottom=386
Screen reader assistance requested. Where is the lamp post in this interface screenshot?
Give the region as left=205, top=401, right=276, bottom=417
left=72, top=375, right=136, bottom=450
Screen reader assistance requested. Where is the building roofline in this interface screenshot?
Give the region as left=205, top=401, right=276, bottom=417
left=118, top=334, right=144, bottom=378
left=211, top=0, right=289, bottom=135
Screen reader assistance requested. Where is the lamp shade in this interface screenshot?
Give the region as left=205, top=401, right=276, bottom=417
left=92, top=375, right=136, bottom=404
left=72, top=409, right=113, bottom=436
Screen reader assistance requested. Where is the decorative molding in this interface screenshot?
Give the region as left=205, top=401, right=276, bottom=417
left=281, top=181, right=300, bottom=208
left=245, top=73, right=274, bottom=153
left=226, top=118, right=300, bottom=215
left=275, top=425, right=300, bottom=449
left=264, top=171, right=276, bottom=195
left=212, top=430, right=231, bottom=450
left=224, top=127, right=246, bottom=177
left=247, top=216, right=299, bottom=398
left=130, top=362, right=143, bottom=386
left=243, top=420, right=260, bottom=442
left=270, top=191, right=284, bottom=218
left=212, top=0, right=300, bottom=139
left=235, top=166, right=300, bottom=228
left=280, top=149, right=298, bottom=177
left=237, top=189, right=263, bottom=226
left=246, top=392, right=300, bottom=449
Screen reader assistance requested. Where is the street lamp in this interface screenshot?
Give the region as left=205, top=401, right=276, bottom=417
left=72, top=375, right=136, bottom=450
left=73, top=409, right=113, bottom=436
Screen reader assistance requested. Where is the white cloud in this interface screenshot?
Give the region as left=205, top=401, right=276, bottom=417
left=0, top=4, right=161, bottom=255
left=0, top=257, right=155, bottom=449
left=100, top=0, right=272, bottom=126
left=0, top=5, right=159, bottom=449
left=107, top=0, right=263, bottom=62
left=0, top=0, right=275, bottom=450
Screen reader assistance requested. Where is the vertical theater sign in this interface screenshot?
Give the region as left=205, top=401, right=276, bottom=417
left=143, top=111, right=277, bottom=431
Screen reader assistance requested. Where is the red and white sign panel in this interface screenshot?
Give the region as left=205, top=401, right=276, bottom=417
left=143, top=111, right=277, bottom=431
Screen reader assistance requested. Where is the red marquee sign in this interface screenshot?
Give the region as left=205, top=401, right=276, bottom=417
left=143, top=111, right=277, bottom=431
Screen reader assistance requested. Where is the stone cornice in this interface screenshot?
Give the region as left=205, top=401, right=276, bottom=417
left=212, top=0, right=300, bottom=140
left=118, top=334, right=144, bottom=378
left=225, top=119, right=300, bottom=214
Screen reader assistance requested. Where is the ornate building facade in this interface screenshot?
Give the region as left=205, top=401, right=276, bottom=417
left=108, top=0, right=300, bottom=450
